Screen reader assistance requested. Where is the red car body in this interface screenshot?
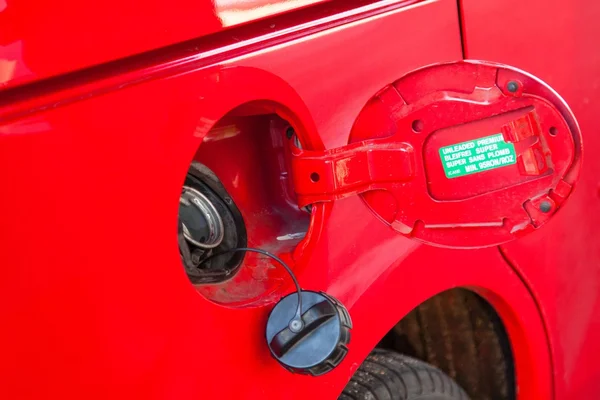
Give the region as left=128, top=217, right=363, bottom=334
left=0, top=0, right=598, bottom=399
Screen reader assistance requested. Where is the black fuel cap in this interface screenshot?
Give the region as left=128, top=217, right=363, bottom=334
left=266, top=290, right=352, bottom=376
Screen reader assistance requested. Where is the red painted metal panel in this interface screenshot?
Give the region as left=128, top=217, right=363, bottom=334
left=461, top=1, right=600, bottom=398
left=0, top=1, right=560, bottom=399
left=0, top=0, right=333, bottom=90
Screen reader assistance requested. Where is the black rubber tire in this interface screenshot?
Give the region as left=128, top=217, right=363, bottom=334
left=340, top=349, right=469, bottom=400
left=384, top=289, right=514, bottom=400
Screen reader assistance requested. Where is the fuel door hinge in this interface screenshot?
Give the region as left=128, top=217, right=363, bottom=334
left=290, top=141, right=415, bottom=207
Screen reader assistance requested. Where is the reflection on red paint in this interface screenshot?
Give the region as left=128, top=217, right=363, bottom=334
left=215, top=0, right=327, bottom=26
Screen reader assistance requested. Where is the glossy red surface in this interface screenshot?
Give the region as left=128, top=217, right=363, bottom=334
left=0, top=0, right=595, bottom=399
left=0, top=0, right=335, bottom=90
left=461, top=1, right=600, bottom=398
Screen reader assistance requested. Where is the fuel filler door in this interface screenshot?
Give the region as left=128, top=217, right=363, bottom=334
left=291, top=61, right=582, bottom=248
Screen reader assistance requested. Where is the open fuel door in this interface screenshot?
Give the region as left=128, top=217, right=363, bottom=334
left=291, top=61, right=582, bottom=248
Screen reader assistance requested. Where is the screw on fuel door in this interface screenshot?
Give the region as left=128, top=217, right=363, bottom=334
left=290, top=61, right=583, bottom=248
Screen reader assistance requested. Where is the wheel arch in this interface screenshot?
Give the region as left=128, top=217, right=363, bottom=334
left=330, top=244, right=553, bottom=400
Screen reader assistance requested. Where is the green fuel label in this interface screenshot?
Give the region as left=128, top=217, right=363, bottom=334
left=439, top=133, right=517, bottom=179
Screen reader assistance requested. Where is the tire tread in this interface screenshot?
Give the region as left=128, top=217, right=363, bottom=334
left=341, top=349, right=469, bottom=400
